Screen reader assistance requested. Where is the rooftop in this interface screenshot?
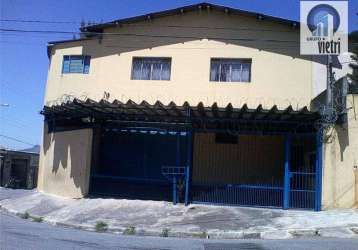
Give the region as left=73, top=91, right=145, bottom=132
left=48, top=2, right=299, bottom=46
left=81, top=2, right=299, bottom=33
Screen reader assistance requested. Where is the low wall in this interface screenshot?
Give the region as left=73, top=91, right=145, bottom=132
left=37, top=124, right=93, bottom=198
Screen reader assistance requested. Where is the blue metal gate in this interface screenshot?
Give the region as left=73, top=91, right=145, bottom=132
left=90, top=127, right=322, bottom=210
left=190, top=132, right=322, bottom=210
left=191, top=133, right=285, bottom=208
left=284, top=133, right=322, bottom=210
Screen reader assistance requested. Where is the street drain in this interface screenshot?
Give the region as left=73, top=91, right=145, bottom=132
left=204, top=243, right=266, bottom=250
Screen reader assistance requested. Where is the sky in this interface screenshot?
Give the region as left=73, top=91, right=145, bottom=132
left=0, top=0, right=357, bottom=150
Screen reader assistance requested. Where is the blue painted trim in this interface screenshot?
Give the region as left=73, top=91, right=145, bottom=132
left=191, top=201, right=282, bottom=210
left=315, top=130, right=323, bottom=211
left=172, top=134, right=181, bottom=205
left=91, top=175, right=168, bottom=184
left=193, top=129, right=316, bottom=136
left=289, top=172, right=315, bottom=175
left=283, top=134, right=291, bottom=209
left=290, top=190, right=315, bottom=193
left=191, top=184, right=283, bottom=190
left=173, top=176, right=177, bottom=205
left=185, top=131, right=192, bottom=206
left=184, top=165, right=190, bottom=205
left=176, top=134, right=180, bottom=167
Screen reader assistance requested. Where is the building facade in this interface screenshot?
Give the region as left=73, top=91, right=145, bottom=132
left=37, top=3, right=358, bottom=210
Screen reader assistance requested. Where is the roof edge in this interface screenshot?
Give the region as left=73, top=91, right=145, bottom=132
left=80, top=2, right=299, bottom=33
left=48, top=37, right=92, bottom=45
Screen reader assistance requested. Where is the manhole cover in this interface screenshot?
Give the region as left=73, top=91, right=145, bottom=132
left=204, top=243, right=266, bottom=250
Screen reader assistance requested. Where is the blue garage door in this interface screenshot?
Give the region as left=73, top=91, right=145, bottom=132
left=90, top=129, right=187, bottom=201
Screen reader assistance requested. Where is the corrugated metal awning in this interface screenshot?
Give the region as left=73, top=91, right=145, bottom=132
left=41, top=98, right=319, bottom=124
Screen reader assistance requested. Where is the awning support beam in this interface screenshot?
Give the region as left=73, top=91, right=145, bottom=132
left=283, top=134, right=291, bottom=209
left=185, top=130, right=193, bottom=206
left=315, top=130, right=323, bottom=211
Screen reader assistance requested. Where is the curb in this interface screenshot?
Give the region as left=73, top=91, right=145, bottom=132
left=1, top=205, right=358, bottom=240
left=288, top=229, right=319, bottom=237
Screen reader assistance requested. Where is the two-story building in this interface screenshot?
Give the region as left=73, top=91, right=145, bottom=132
left=37, top=3, right=358, bottom=210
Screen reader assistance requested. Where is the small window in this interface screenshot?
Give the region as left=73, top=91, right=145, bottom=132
left=215, top=133, right=238, bottom=144
left=131, top=57, right=171, bottom=80
left=210, top=58, right=251, bottom=82
left=62, top=55, right=91, bottom=74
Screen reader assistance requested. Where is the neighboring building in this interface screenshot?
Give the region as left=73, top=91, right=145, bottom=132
left=0, top=149, right=39, bottom=189
left=37, top=3, right=358, bottom=210
left=21, top=145, right=41, bottom=154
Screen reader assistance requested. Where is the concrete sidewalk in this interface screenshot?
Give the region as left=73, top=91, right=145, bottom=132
left=1, top=187, right=357, bottom=240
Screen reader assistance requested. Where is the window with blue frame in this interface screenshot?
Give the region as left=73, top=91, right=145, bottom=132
left=62, top=55, right=91, bottom=74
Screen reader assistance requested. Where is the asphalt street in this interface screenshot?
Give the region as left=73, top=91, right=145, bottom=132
left=1, top=212, right=358, bottom=250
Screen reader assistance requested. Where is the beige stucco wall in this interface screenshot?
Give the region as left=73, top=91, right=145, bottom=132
left=45, top=10, right=315, bottom=110
left=193, top=133, right=284, bottom=185
left=41, top=9, right=358, bottom=208
left=322, top=94, right=358, bottom=209
left=37, top=125, right=93, bottom=198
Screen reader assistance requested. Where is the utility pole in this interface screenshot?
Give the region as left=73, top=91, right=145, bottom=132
left=326, top=55, right=334, bottom=114
left=324, top=54, right=337, bottom=126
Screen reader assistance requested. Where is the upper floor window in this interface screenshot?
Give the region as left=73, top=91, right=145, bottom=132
left=131, top=57, right=171, bottom=80
left=62, top=55, right=91, bottom=74
left=210, top=58, right=251, bottom=82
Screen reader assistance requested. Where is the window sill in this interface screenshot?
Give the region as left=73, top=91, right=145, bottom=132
left=130, top=79, right=171, bottom=82
left=210, top=81, right=251, bottom=84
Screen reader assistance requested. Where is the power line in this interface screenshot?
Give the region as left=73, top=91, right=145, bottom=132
left=1, top=82, right=43, bottom=100
left=0, top=28, right=298, bottom=44
left=0, top=19, right=98, bottom=25
left=103, top=44, right=300, bottom=50
left=0, top=34, right=302, bottom=49
left=0, top=41, right=46, bottom=46
left=0, top=90, right=43, bottom=107
left=1, top=32, right=71, bottom=39
left=0, top=40, right=300, bottom=49
left=0, top=19, right=298, bottom=33
left=2, top=119, right=30, bottom=130
left=0, top=28, right=78, bottom=35
left=111, top=23, right=299, bottom=33
left=0, top=134, right=36, bottom=146
left=1, top=111, right=39, bottom=129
